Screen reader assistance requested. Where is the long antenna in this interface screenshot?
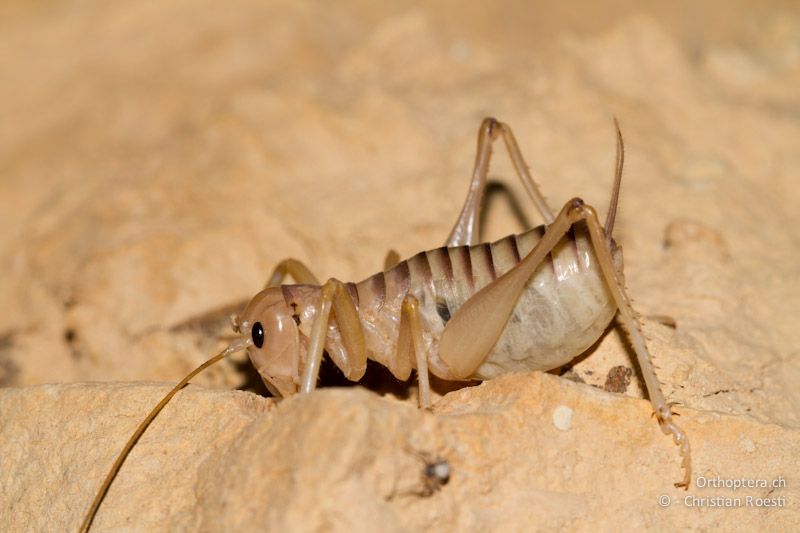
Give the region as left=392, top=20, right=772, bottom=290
left=605, top=117, right=624, bottom=239
left=79, top=338, right=250, bottom=533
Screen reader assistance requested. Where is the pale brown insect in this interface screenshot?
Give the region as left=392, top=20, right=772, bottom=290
left=80, top=117, right=691, bottom=532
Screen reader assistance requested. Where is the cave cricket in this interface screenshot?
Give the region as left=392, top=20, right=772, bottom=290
left=80, top=117, right=691, bottom=532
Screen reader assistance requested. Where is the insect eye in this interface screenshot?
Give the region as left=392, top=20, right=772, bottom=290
left=251, top=322, right=264, bottom=348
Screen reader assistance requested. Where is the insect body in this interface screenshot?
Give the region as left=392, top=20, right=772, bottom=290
left=243, top=222, right=619, bottom=398
left=80, top=117, right=691, bottom=532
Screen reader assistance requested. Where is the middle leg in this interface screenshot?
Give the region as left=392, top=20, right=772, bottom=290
left=265, top=258, right=320, bottom=288
left=394, top=294, right=432, bottom=408
left=300, top=278, right=367, bottom=393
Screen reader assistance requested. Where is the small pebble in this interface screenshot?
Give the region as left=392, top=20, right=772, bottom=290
left=552, top=405, right=573, bottom=431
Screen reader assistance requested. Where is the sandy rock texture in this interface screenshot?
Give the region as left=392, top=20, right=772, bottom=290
left=1, top=0, right=799, bottom=531
left=3, top=375, right=799, bottom=531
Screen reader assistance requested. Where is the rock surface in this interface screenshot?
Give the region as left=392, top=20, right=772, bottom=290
left=3, top=374, right=798, bottom=531
left=1, top=1, right=799, bottom=531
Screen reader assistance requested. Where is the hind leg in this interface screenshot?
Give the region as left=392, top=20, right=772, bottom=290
left=440, top=198, right=691, bottom=488
left=447, top=117, right=555, bottom=246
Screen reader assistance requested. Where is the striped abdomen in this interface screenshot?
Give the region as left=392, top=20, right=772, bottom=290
left=354, top=223, right=621, bottom=381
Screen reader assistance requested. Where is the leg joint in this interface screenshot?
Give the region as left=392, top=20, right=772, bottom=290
left=656, top=405, right=674, bottom=425
left=565, top=197, right=601, bottom=223
left=321, top=278, right=341, bottom=297
left=568, top=197, right=585, bottom=211
left=481, top=117, right=502, bottom=139
left=561, top=197, right=586, bottom=222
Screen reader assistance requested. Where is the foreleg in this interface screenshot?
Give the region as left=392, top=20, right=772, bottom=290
left=300, top=279, right=367, bottom=393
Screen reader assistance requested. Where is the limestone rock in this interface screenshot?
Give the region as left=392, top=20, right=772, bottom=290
left=2, top=374, right=798, bottom=531
left=1, top=0, right=799, bottom=531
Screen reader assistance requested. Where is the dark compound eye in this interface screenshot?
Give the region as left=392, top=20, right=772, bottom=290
left=251, top=322, right=264, bottom=348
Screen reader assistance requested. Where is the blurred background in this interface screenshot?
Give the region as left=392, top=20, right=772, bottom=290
left=0, top=1, right=798, bottom=424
